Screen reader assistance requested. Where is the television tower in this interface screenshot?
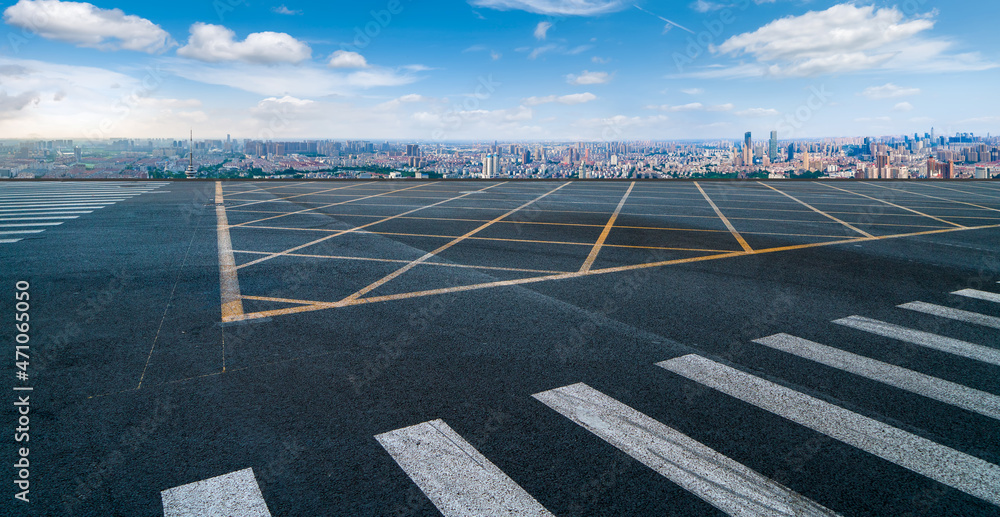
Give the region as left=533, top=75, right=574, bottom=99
left=184, top=129, right=196, bottom=179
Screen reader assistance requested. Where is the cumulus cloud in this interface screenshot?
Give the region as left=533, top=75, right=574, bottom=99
left=468, top=0, right=627, bottom=16
left=681, top=88, right=703, bottom=95
left=0, top=90, right=40, bottom=116
left=893, top=102, right=914, bottom=112
left=2, top=0, right=174, bottom=53
left=523, top=92, right=597, bottom=105
left=566, top=70, right=612, bottom=85
left=859, top=83, right=920, bottom=99
left=534, top=21, right=552, bottom=40
left=177, top=23, right=311, bottom=64
left=327, top=50, right=369, bottom=69
left=645, top=102, right=732, bottom=112
left=700, top=3, right=995, bottom=78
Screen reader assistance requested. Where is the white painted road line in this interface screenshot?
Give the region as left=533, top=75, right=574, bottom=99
left=0, top=230, right=45, bottom=234
left=755, top=334, right=1000, bottom=420
left=0, top=201, right=123, bottom=207
left=833, top=315, right=1000, bottom=366
left=375, top=419, right=554, bottom=517
left=953, top=289, right=1000, bottom=304
left=0, top=216, right=79, bottom=221
left=161, top=468, right=272, bottom=517
left=0, top=210, right=94, bottom=215
left=533, top=383, right=840, bottom=517
left=0, top=222, right=64, bottom=227
left=899, top=301, right=1000, bottom=330
left=658, top=354, right=1000, bottom=507
left=0, top=239, right=21, bottom=243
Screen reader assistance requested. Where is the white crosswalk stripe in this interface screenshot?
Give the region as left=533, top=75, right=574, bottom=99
left=533, top=383, right=840, bottom=517
left=755, top=333, right=1000, bottom=420
left=376, top=419, right=554, bottom=517
left=899, top=301, right=1000, bottom=330
left=658, top=354, right=1000, bottom=507
left=952, top=288, right=1000, bottom=304
left=833, top=315, right=1000, bottom=366
left=0, top=182, right=167, bottom=243
left=161, top=468, right=272, bottom=517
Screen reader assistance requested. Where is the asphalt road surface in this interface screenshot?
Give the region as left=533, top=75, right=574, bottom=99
left=2, top=179, right=1000, bottom=516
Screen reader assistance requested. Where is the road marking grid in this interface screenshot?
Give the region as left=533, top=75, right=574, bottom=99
left=0, top=181, right=168, bottom=244
left=214, top=181, right=1000, bottom=323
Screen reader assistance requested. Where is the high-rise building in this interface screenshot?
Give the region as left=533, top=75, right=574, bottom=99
left=769, top=131, right=778, bottom=162
left=742, top=132, right=752, bottom=167
left=787, top=143, right=795, bottom=162
left=875, top=154, right=889, bottom=179
left=481, top=153, right=499, bottom=178
left=185, top=130, right=196, bottom=179
left=406, top=144, right=420, bottom=157
left=74, top=146, right=81, bottom=163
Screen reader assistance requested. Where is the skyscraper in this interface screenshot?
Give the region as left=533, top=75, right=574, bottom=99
left=742, top=132, right=752, bottom=166
left=769, top=131, right=778, bottom=162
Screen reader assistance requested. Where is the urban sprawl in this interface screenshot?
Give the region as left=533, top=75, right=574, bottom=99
left=1, top=130, right=998, bottom=180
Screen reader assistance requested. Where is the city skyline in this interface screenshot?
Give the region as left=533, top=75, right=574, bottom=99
left=1, top=0, right=998, bottom=140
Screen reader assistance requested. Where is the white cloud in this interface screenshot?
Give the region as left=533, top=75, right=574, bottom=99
left=534, top=21, right=552, bottom=40
left=528, top=44, right=558, bottom=60
left=177, top=23, right=311, bottom=64
left=161, top=58, right=419, bottom=97
left=2, top=0, right=174, bottom=53
left=468, top=0, right=627, bottom=16
left=272, top=5, right=301, bottom=15
left=735, top=107, right=780, bottom=116
left=523, top=92, right=598, bottom=106
left=681, top=88, right=703, bottom=95
left=707, top=103, right=733, bottom=111
left=566, top=70, right=612, bottom=85
left=592, top=56, right=611, bottom=64
left=859, top=83, right=920, bottom=99
left=706, top=3, right=995, bottom=77
left=893, top=102, right=914, bottom=112
left=327, top=50, right=369, bottom=69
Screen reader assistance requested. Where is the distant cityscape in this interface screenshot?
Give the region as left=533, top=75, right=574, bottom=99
left=1, top=129, right=997, bottom=180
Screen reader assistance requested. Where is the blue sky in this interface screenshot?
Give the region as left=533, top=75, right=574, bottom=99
left=0, top=0, right=997, bottom=141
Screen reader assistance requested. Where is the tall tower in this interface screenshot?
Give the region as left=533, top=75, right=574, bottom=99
left=742, top=131, right=752, bottom=166
left=185, top=130, right=196, bottom=179
left=769, top=130, right=778, bottom=162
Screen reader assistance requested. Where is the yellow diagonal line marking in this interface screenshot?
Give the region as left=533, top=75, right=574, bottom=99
left=865, top=183, right=1000, bottom=213
left=337, top=182, right=573, bottom=304
left=695, top=181, right=753, bottom=252
left=815, top=182, right=966, bottom=228
left=234, top=182, right=504, bottom=270
left=580, top=181, right=634, bottom=273
left=223, top=222, right=1000, bottom=323
left=757, top=182, right=874, bottom=238
left=232, top=182, right=437, bottom=228
left=226, top=182, right=374, bottom=209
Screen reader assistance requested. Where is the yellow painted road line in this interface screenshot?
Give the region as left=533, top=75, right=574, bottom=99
left=224, top=222, right=1000, bottom=323
left=338, top=182, right=573, bottom=304
left=233, top=182, right=504, bottom=272
left=865, top=183, right=1000, bottom=213
left=232, top=182, right=437, bottom=228
left=226, top=182, right=373, bottom=209
left=695, top=181, right=753, bottom=253
left=217, top=181, right=244, bottom=322
left=580, top=182, right=635, bottom=273
left=758, top=182, right=875, bottom=238
left=222, top=181, right=316, bottom=198
left=815, top=182, right=966, bottom=228
left=233, top=250, right=569, bottom=274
